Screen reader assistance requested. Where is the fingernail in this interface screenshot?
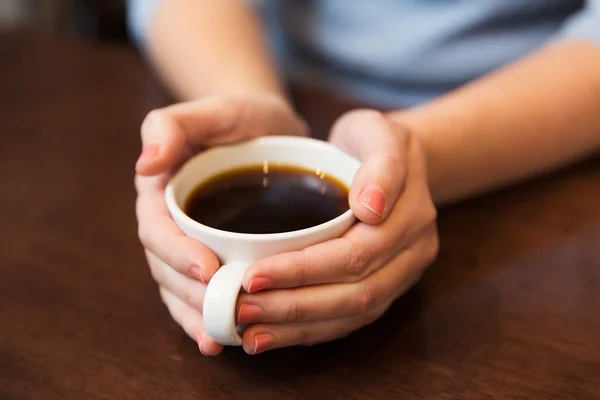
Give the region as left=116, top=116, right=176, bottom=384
left=136, top=143, right=160, bottom=166
left=252, top=333, right=273, bottom=354
left=237, top=304, right=262, bottom=324
left=359, top=187, right=386, bottom=218
left=196, top=334, right=207, bottom=356
left=247, top=277, right=272, bottom=293
left=189, top=266, right=206, bottom=283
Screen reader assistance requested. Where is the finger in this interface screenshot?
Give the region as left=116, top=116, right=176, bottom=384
left=241, top=221, right=417, bottom=291
left=241, top=302, right=390, bottom=354
left=147, top=251, right=207, bottom=311
left=136, top=96, right=308, bottom=176
left=242, top=236, right=371, bottom=292
left=159, top=287, right=223, bottom=356
left=136, top=174, right=220, bottom=282
left=242, top=190, right=433, bottom=290
left=244, top=120, right=435, bottom=290
left=237, top=228, right=437, bottom=325
left=329, top=109, right=409, bottom=223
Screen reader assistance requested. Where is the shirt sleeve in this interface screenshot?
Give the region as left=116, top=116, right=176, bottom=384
left=557, top=0, right=600, bottom=44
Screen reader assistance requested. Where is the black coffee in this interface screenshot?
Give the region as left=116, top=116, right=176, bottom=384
left=184, top=163, right=350, bottom=234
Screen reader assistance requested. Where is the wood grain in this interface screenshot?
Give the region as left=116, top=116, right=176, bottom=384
left=1, top=33, right=599, bottom=400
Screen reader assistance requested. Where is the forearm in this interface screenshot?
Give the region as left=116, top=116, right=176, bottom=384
left=144, top=0, right=285, bottom=101
left=389, top=40, right=600, bottom=205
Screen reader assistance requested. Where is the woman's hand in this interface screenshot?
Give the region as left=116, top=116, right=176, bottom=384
left=236, top=110, right=439, bottom=354
left=134, top=94, right=308, bottom=356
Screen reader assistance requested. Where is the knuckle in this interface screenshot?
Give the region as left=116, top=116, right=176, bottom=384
left=379, top=151, right=404, bottom=172
left=330, top=109, right=380, bottom=152
left=185, top=282, right=204, bottom=310
left=293, top=251, right=311, bottom=286
left=343, top=242, right=371, bottom=281
left=134, top=175, right=143, bottom=193
left=145, top=109, right=162, bottom=120
left=178, top=303, right=195, bottom=332
left=158, top=287, right=169, bottom=306
left=354, top=283, right=377, bottom=314
left=296, top=329, right=315, bottom=346
left=159, top=238, right=196, bottom=274
left=137, top=223, right=152, bottom=248
left=210, top=96, right=234, bottom=110
left=331, top=109, right=378, bottom=137
left=388, top=119, right=411, bottom=146
left=160, top=288, right=180, bottom=321
left=284, top=299, right=304, bottom=323
left=424, top=231, right=440, bottom=265
left=334, top=330, right=354, bottom=341
left=410, top=198, right=437, bottom=235
left=370, top=235, right=396, bottom=260
left=396, top=125, right=410, bottom=143
left=141, top=110, right=162, bottom=138
left=404, top=230, right=439, bottom=285
left=295, top=264, right=308, bottom=287
left=184, top=279, right=194, bottom=307
left=178, top=253, right=201, bottom=275
left=362, top=304, right=389, bottom=326
left=184, top=279, right=205, bottom=310
left=147, top=258, right=163, bottom=284
left=325, top=325, right=356, bottom=343
left=148, top=255, right=172, bottom=287
left=423, top=201, right=438, bottom=224
left=210, top=97, right=240, bottom=133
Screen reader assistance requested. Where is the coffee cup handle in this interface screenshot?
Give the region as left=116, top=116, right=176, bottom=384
left=203, top=262, right=250, bottom=346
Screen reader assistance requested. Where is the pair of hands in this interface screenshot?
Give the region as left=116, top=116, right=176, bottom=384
left=135, top=95, right=439, bottom=355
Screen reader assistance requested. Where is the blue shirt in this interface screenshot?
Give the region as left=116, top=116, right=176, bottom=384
left=128, top=0, right=600, bottom=107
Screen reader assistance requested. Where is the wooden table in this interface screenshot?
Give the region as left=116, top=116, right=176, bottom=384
left=2, top=33, right=600, bottom=400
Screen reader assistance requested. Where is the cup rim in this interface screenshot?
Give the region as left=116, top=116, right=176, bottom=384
left=165, top=136, right=360, bottom=242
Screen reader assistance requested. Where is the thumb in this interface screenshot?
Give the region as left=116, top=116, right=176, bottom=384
left=329, top=109, right=409, bottom=224
left=134, top=108, right=186, bottom=176
left=135, top=96, right=308, bottom=176
left=134, top=99, right=232, bottom=176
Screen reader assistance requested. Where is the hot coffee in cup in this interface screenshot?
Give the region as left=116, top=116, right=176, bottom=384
left=166, top=136, right=360, bottom=346
left=183, top=163, right=350, bottom=234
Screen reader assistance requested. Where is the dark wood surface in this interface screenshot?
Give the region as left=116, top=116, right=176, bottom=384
left=2, top=33, right=600, bottom=400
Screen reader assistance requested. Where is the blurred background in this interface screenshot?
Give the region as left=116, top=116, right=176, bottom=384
left=0, top=0, right=128, bottom=41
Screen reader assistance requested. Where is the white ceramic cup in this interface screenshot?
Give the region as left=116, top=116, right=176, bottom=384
left=165, top=136, right=361, bottom=346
